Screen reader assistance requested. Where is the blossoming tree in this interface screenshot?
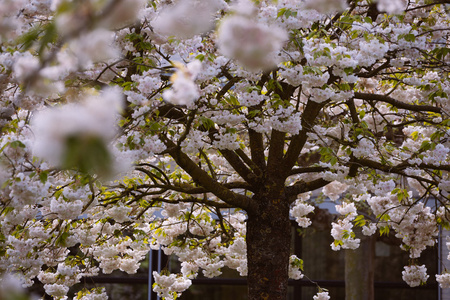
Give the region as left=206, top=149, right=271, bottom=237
left=0, top=0, right=449, bottom=299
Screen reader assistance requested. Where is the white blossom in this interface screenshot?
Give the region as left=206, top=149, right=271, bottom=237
left=151, top=0, right=223, bottom=39
left=31, top=87, right=123, bottom=168
left=163, top=61, right=202, bottom=106
left=217, top=15, right=287, bottom=69
left=313, top=291, right=331, bottom=300
left=402, top=265, right=429, bottom=287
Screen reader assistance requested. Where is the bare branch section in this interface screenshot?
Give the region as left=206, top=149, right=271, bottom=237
left=150, top=197, right=235, bottom=209
left=285, top=178, right=330, bottom=203
left=162, top=138, right=256, bottom=211
left=283, top=100, right=327, bottom=172
left=354, top=92, right=442, bottom=114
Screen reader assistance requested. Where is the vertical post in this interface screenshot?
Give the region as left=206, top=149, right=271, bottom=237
left=439, top=226, right=442, bottom=300
left=148, top=250, right=153, bottom=300
left=345, top=232, right=375, bottom=300
left=157, top=248, right=162, bottom=300
left=148, top=249, right=162, bottom=300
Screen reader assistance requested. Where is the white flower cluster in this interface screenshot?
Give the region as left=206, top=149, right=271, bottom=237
left=288, top=255, right=304, bottom=280
left=163, top=60, right=202, bottom=107
left=153, top=272, right=192, bottom=300
left=322, top=181, right=348, bottom=201
left=331, top=202, right=360, bottom=251
left=304, top=0, right=348, bottom=14
left=77, top=287, right=108, bottom=300
left=402, top=265, right=429, bottom=287
left=377, top=0, right=406, bottom=14
left=212, top=132, right=240, bottom=151
left=268, top=107, right=303, bottom=135
left=422, top=144, right=449, bottom=165
left=437, top=273, right=450, bottom=289
left=290, top=193, right=314, bottom=228
left=68, top=29, right=120, bottom=68
left=361, top=223, right=377, bottom=236
left=367, top=189, right=438, bottom=259
left=313, top=291, right=331, bottom=300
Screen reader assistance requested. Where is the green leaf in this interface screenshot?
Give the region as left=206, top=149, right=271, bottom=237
left=353, top=215, right=366, bottom=227
left=17, top=25, right=44, bottom=50
left=379, top=226, right=390, bottom=236
left=38, top=22, right=58, bottom=56
left=62, top=135, right=112, bottom=176
left=419, top=140, right=434, bottom=152
left=9, top=141, right=25, bottom=149
left=277, top=8, right=287, bottom=18
left=39, top=171, right=48, bottom=184
left=195, top=54, right=205, bottom=62
left=403, top=33, right=416, bottom=42
left=55, top=231, right=70, bottom=247
left=199, top=116, right=215, bottom=130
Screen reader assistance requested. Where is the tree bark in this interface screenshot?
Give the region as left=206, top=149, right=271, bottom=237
left=246, top=196, right=291, bottom=300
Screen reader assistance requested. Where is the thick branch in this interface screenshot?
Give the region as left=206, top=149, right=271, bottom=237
left=349, top=157, right=445, bottom=185
left=354, top=92, right=442, bottom=114
left=162, top=138, right=255, bottom=211
left=267, top=129, right=287, bottom=182
left=248, top=128, right=266, bottom=171
left=283, top=100, right=326, bottom=173
left=245, top=72, right=271, bottom=172
left=352, top=157, right=450, bottom=173
left=235, top=148, right=263, bottom=178
left=346, top=98, right=360, bottom=124
left=151, top=197, right=235, bottom=209
left=285, top=178, right=330, bottom=203
left=132, top=182, right=254, bottom=195
left=355, top=60, right=390, bottom=78
left=220, top=149, right=260, bottom=186
left=288, top=166, right=328, bottom=176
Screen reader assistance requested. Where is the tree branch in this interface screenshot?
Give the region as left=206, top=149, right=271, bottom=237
left=248, top=128, right=266, bottom=171
left=354, top=92, right=442, bottom=114
left=285, top=178, right=330, bottom=203
left=267, top=129, right=286, bottom=182
left=220, top=149, right=260, bottom=186
left=162, top=137, right=256, bottom=211
left=283, top=100, right=326, bottom=173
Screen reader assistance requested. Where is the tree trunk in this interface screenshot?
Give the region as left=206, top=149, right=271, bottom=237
left=246, top=196, right=291, bottom=300
left=345, top=232, right=375, bottom=300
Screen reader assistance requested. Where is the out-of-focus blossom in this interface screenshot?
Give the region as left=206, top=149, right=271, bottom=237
left=68, top=28, right=120, bottom=67
left=217, top=15, right=287, bottom=70
left=31, top=87, right=123, bottom=175
left=304, top=0, right=348, bottom=14
left=377, top=0, right=406, bottom=15
left=151, top=0, right=224, bottom=39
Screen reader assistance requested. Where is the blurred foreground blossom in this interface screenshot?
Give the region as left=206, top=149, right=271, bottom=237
left=31, top=87, right=123, bottom=176
left=0, top=273, right=34, bottom=300
left=68, top=28, right=120, bottom=67
left=151, top=0, right=224, bottom=39
left=54, top=0, right=147, bottom=35
left=304, top=0, right=348, bottom=14
left=217, top=15, right=287, bottom=70
left=377, top=0, right=406, bottom=14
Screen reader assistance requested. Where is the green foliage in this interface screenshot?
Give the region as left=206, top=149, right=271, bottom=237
left=62, top=135, right=112, bottom=176
left=353, top=215, right=366, bottom=227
